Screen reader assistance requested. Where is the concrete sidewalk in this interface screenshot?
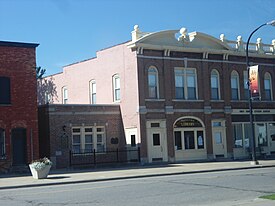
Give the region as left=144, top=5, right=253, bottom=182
left=0, top=159, right=275, bottom=190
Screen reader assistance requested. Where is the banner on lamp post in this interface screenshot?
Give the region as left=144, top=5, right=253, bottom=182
left=249, top=65, right=260, bottom=99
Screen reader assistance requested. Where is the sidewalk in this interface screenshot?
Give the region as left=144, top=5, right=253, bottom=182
left=0, top=159, right=275, bottom=190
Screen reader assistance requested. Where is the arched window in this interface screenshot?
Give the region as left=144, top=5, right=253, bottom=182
left=62, top=86, right=68, bottom=104
left=89, top=80, right=96, bottom=104
left=112, top=74, right=120, bottom=102
left=243, top=71, right=249, bottom=100
left=0, top=128, right=5, bottom=158
left=148, top=66, right=159, bottom=99
left=174, top=117, right=205, bottom=150
left=264, top=72, right=272, bottom=100
left=231, top=71, right=240, bottom=100
left=211, top=70, right=220, bottom=100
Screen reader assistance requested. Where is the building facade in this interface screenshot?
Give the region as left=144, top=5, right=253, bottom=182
left=0, top=41, right=39, bottom=172
left=39, top=26, right=275, bottom=164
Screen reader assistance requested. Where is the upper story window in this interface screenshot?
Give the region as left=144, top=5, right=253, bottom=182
left=0, top=128, right=5, bottom=158
left=148, top=66, right=159, bottom=99
left=211, top=70, right=220, bottom=100
left=62, top=86, right=68, bottom=104
left=113, top=75, right=120, bottom=102
left=0, top=77, right=11, bottom=105
left=175, top=68, right=197, bottom=100
left=243, top=71, right=249, bottom=100
left=264, top=72, right=272, bottom=101
left=231, top=71, right=240, bottom=100
left=89, top=80, right=96, bottom=104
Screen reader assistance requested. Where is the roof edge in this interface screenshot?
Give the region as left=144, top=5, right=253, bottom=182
left=0, top=40, right=39, bottom=48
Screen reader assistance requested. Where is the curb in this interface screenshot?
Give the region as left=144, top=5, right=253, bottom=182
left=0, top=164, right=275, bottom=190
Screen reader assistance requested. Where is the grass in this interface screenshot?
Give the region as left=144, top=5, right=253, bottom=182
left=260, top=194, right=275, bottom=200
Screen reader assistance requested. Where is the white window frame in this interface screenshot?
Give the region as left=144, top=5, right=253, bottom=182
left=174, top=67, right=198, bottom=100
left=89, top=80, right=96, bottom=104
left=112, top=74, right=120, bottom=102
left=148, top=66, right=159, bottom=99
left=264, top=72, right=272, bottom=101
left=62, top=86, right=68, bottom=104
left=72, top=126, right=106, bottom=154
left=211, top=69, right=220, bottom=100
left=231, top=70, right=240, bottom=100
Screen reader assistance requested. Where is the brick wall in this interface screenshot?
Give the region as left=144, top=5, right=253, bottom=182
left=0, top=42, right=39, bottom=169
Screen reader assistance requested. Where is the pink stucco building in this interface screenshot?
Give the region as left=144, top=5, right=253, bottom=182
left=39, top=25, right=275, bottom=165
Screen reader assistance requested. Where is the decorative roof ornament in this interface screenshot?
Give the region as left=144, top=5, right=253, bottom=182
left=178, top=27, right=189, bottom=44
left=220, top=34, right=226, bottom=42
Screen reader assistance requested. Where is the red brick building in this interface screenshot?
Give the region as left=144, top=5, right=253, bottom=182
left=38, top=26, right=275, bottom=165
left=0, top=41, right=39, bottom=172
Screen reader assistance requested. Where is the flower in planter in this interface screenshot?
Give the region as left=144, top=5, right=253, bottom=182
left=30, top=157, right=52, bottom=171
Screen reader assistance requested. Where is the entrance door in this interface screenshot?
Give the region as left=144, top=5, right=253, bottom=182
left=12, top=128, right=27, bottom=165
left=212, top=121, right=227, bottom=158
left=151, top=133, right=163, bottom=161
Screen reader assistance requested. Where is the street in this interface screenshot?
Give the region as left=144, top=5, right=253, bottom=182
left=0, top=167, right=274, bottom=205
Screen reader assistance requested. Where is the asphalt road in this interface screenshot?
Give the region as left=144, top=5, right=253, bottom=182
left=0, top=167, right=274, bottom=206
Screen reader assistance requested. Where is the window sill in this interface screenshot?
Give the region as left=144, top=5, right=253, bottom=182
left=0, top=104, right=12, bottom=106
left=172, top=99, right=204, bottom=102
left=145, top=99, right=165, bottom=102
left=210, top=100, right=224, bottom=103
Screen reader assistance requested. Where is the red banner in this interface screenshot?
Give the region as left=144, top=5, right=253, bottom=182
left=249, top=65, right=259, bottom=99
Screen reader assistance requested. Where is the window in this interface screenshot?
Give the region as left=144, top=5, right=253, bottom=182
left=197, top=131, right=204, bottom=149
left=211, top=70, right=220, bottom=100
left=243, top=71, right=249, bottom=100
left=89, top=80, right=96, bottom=104
left=233, top=124, right=243, bottom=148
left=62, top=87, right=68, bottom=104
left=153, top=134, right=160, bottom=146
left=113, top=75, right=120, bottom=102
left=175, top=68, right=197, bottom=100
left=184, top=131, right=195, bottom=149
left=0, top=128, right=5, bottom=158
left=131, top=135, right=136, bottom=147
left=0, top=77, right=11, bottom=105
left=174, top=131, right=182, bottom=150
left=148, top=67, right=159, bottom=98
left=264, top=73, right=272, bottom=101
left=72, top=127, right=106, bottom=153
left=231, top=71, right=240, bottom=100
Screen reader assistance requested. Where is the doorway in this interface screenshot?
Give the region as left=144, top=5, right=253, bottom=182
left=212, top=121, right=227, bottom=158
left=12, top=128, right=27, bottom=165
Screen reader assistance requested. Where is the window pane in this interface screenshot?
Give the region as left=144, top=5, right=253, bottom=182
left=187, top=76, right=195, bottom=87
left=231, top=77, right=238, bottom=88
left=131, top=135, right=136, bottom=147
left=0, top=77, right=11, bottom=104
left=85, top=144, right=93, bottom=152
left=231, top=88, right=238, bottom=100
left=149, top=86, right=157, bottom=98
left=264, top=79, right=270, bottom=89
left=184, top=131, right=195, bottom=149
left=233, top=124, right=243, bottom=148
left=85, top=135, right=92, bottom=143
left=244, top=124, right=251, bottom=148
left=211, top=76, right=218, bottom=88
left=149, top=74, right=156, bottom=86
left=214, top=132, right=222, bottom=144
left=197, top=131, right=204, bottom=149
left=153, top=134, right=160, bottom=146
left=115, top=77, right=120, bottom=88
left=187, top=87, right=196, bottom=99
left=175, top=87, right=184, bottom=99
left=211, top=88, right=219, bottom=100
left=174, top=131, right=182, bottom=150
left=97, top=144, right=105, bottom=152
left=115, top=89, right=120, bottom=101
left=0, top=129, right=5, bottom=156
left=73, top=135, right=81, bottom=144
left=85, top=128, right=93, bottom=133
left=73, top=145, right=81, bottom=153
left=97, top=128, right=104, bottom=132
left=97, top=134, right=103, bottom=143
left=175, top=76, right=183, bottom=87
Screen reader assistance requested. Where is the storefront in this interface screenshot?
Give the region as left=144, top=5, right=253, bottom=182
left=174, top=117, right=207, bottom=161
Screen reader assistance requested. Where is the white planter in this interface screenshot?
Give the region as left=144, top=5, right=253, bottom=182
left=29, top=164, right=51, bottom=179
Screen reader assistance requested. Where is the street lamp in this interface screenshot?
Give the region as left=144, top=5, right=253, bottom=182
left=246, top=20, right=275, bottom=165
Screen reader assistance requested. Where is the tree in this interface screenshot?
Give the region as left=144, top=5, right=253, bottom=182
left=36, top=66, right=46, bottom=79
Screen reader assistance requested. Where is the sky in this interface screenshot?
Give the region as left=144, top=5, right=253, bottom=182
left=0, top=0, right=274, bottom=75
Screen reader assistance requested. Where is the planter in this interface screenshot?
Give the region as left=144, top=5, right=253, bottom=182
left=29, top=164, right=51, bottom=179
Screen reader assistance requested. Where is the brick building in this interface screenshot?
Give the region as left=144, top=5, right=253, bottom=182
left=0, top=41, right=39, bottom=172
left=38, top=26, right=275, bottom=165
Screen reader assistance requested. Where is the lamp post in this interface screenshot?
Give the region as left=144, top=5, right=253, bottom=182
left=246, top=20, right=275, bottom=165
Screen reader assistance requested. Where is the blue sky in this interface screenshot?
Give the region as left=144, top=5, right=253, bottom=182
left=0, top=0, right=274, bottom=75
